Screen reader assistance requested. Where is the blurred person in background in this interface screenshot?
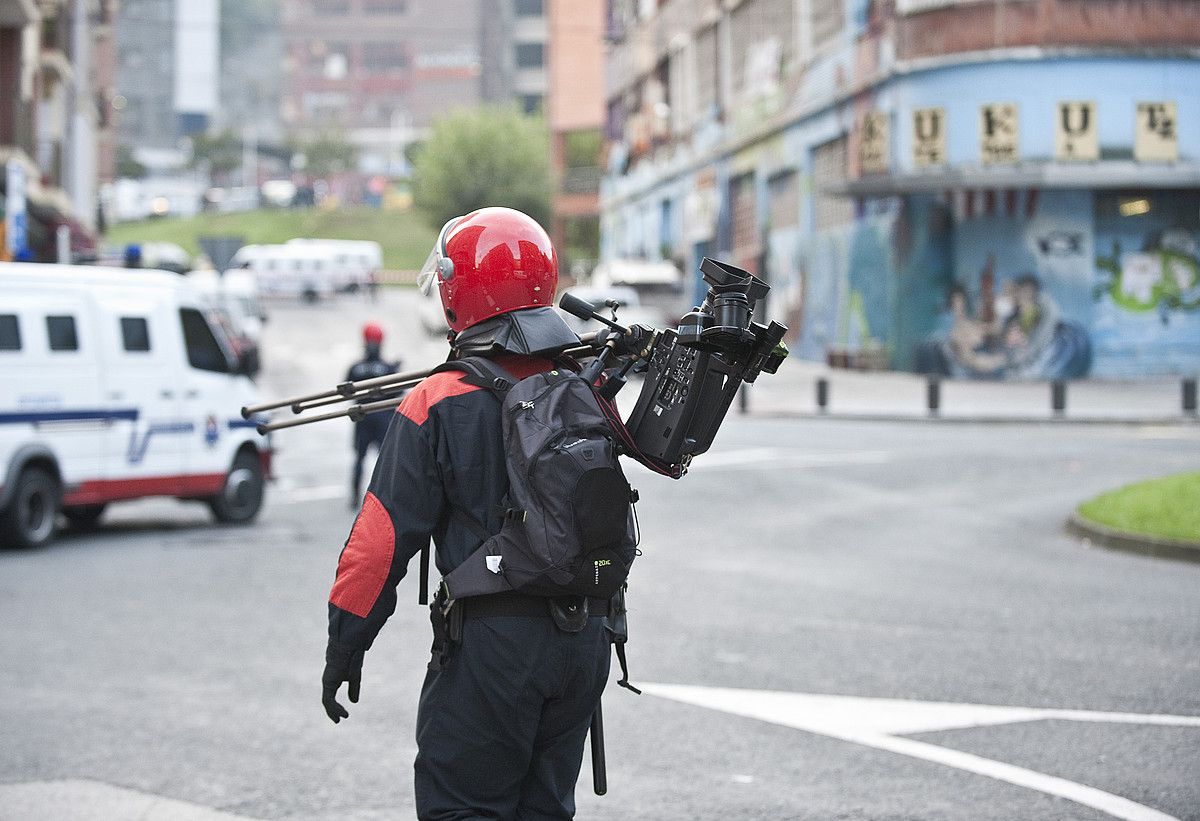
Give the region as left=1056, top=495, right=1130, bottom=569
left=347, top=322, right=400, bottom=507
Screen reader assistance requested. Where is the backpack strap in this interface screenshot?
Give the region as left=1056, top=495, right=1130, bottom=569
left=432, top=356, right=516, bottom=393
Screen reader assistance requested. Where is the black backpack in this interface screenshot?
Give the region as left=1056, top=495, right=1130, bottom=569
left=428, top=356, right=639, bottom=602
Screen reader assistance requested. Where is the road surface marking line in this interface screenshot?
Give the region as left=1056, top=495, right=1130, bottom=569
left=640, top=683, right=1192, bottom=821
left=856, top=733, right=1179, bottom=821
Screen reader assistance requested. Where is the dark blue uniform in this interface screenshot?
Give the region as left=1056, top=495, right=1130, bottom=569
left=346, top=354, right=400, bottom=504
left=329, top=354, right=610, bottom=820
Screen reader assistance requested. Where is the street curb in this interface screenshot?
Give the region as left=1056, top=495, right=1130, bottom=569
left=1065, top=511, right=1200, bottom=564
left=749, top=410, right=1200, bottom=427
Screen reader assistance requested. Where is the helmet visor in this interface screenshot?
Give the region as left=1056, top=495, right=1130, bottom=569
left=417, top=247, right=439, bottom=295
left=417, top=216, right=461, bottom=295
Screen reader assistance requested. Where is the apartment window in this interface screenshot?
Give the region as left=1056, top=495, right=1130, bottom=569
left=731, top=0, right=794, bottom=100
left=120, top=317, right=151, bottom=352
left=0, top=315, right=20, bottom=351
left=520, top=94, right=543, bottom=115
left=514, top=0, right=543, bottom=16
left=363, top=43, right=409, bottom=73
left=768, top=171, right=799, bottom=229
left=694, top=25, right=718, bottom=119
left=812, top=136, right=853, bottom=231
left=46, top=316, right=79, bottom=352
left=364, top=0, right=407, bottom=12
left=515, top=42, right=544, bottom=69
left=812, top=0, right=844, bottom=53
left=179, top=309, right=229, bottom=373
left=313, top=0, right=350, bottom=15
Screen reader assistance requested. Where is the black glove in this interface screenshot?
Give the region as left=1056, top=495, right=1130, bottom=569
left=322, top=642, right=364, bottom=724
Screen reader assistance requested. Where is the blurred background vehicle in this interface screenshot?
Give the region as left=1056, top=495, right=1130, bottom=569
left=0, top=263, right=269, bottom=548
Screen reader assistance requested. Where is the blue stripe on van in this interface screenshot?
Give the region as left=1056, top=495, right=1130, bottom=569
left=0, top=408, right=140, bottom=424
left=226, top=419, right=261, bottom=430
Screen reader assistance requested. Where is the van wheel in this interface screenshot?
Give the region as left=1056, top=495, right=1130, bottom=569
left=0, top=466, right=61, bottom=549
left=208, top=451, right=265, bottom=524
left=64, top=504, right=107, bottom=531
left=302, top=287, right=319, bottom=303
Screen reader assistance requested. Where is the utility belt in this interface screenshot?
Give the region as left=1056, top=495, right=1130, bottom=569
left=428, top=586, right=640, bottom=694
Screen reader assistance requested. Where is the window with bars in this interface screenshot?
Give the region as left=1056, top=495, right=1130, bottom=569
left=768, top=171, right=799, bottom=230
left=729, top=173, right=757, bottom=253
left=515, top=42, right=544, bottom=68
left=812, top=136, right=854, bottom=231
left=730, top=0, right=793, bottom=100
left=364, top=0, right=406, bottom=12
left=363, top=43, right=409, bottom=73
left=812, top=0, right=844, bottom=53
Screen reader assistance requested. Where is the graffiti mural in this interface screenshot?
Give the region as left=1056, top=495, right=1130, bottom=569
left=1092, top=190, right=1200, bottom=376
left=916, top=190, right=1094, bottom=379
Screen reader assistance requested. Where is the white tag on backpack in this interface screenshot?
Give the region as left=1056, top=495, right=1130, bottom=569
left=486, top=555, right=504, bottom=574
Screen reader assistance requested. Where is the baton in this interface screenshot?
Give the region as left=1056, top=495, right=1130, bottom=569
left=590, top=701, right=607, bottom=796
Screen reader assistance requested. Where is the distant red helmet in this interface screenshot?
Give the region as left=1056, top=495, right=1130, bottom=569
left=362, top=322, right=385, bottom=344
left=418, top=207, right=558, bottom=333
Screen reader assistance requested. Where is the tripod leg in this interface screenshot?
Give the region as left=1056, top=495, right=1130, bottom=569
left=590, top=701, right=607, bottom=796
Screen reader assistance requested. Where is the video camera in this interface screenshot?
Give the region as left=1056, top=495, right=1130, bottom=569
left=560, top=258, right=788, bottom=469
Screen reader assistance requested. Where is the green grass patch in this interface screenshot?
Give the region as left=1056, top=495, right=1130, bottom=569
left=106, top=207, right=437, bottom=271
left=1077, top=472, right=1200, bottom=543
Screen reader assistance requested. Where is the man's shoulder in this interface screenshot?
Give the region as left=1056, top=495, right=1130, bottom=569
left=395, top=370, right=482, bottom=426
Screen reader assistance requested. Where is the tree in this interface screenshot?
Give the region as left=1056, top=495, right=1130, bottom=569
left=412, top=106, right=552, bottom=229
left=115, top=145, right=146, bottom=179
left=189, top=130, right=242, bottom=177
left=289, top=131, right=358, bottom=177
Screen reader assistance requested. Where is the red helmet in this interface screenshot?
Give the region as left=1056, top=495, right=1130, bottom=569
left=362, top=322, right=384, bottom=344
left=418, top=207, right=558, bottom=333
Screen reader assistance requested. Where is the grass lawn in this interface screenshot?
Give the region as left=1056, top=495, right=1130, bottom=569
left=1077, top=471, right=1200, bottom=543
left=105, top=207, right=437, bottom=271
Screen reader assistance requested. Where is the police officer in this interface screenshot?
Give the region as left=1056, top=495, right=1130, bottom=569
left=346, top=322, right=399, bottom=508
left=322, top=208, right=610, bottom=820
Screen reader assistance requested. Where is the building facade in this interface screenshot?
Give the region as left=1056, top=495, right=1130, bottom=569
left=546, top=0, right=604, bottom=272
left=280, top=0, right=548, bottom=177
left=600, top=0, right=1200, bottom=378
left=1, top=0, right=116, bottom=257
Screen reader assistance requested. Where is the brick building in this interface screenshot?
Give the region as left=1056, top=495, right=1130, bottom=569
left=601, top=0, right=1200, bottom=378
left=280, top=0, right=550, bottom=178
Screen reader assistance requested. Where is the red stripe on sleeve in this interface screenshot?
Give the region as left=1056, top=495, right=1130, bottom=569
left=329, top=492, right=396, bottom=618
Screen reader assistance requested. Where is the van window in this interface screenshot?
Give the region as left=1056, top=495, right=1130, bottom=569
left=46, top=315, right=79, bottom=351
left=179, top=308, right=230, bottom=373
left=0, top=314, right=19, bottom=350
left=120, top=316, right=152, bottom=352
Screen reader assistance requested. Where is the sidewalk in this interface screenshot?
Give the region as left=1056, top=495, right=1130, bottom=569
left=743, top=359, right=1199, bottom=423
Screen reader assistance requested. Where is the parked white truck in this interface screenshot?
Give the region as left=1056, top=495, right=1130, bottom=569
left=0, top=263, right=271, bottom=548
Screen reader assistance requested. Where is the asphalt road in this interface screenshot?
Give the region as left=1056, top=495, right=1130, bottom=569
left=1, top=290, right=1198, bottom=820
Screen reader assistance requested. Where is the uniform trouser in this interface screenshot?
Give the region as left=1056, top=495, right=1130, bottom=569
left=351, top=412, right=391, bottom=499
left=414, top=614, right=611, bottom=821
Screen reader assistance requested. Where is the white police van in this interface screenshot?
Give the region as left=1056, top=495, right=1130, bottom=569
left=0, top=263, right=271, bottom=548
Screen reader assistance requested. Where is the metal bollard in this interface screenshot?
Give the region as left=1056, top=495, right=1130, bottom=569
left=1051, top=380, right=1067, bottom=417
left=738, top=384, right=749, bottom=414
left=926, top=377, right=941, bottom=417
left=816, top=377, right=829, bottom=413
left=1184, top=378, right=1197, bottom=416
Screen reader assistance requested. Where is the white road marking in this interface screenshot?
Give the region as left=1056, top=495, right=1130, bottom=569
left=686, top=448, right=892, bottom=470
left=0, top=779, right=259, bottom=820
left=641, top=683, right=1195, bottom=821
